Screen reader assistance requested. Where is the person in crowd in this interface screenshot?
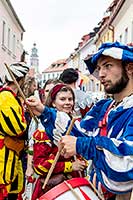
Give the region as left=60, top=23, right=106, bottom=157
left=21, top=77, right=38, bottom=135
left=24, top=79, right=67, bottom=199
left=38, top=87, right=45, bottom=104
left=23, top=76, right=38, bottom=121
left=37, top=79, right=63, bottom=105
left=59, top=68, right=93, bottom=118
left=25, top=78, right=63, bottom=179
left=26, top=41, right=133, bottom=200
left=43, top=79, right=63, bottom=102
left=0, top=62, right=29, bottom=200
left=21, top=77, right=37, bottom=160
left=28, top=83, right=87, bottom=200
left=23, top=76, right=38, bottom=98
left=59, top=41, right=133, bottom=200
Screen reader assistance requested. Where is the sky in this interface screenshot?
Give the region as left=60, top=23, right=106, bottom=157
left=10, top=0, right=112, bottom=72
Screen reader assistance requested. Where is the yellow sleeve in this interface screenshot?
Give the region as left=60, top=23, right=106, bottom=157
left=0, top=91, right=27, bottom=136
left=64, top=161, right=73, bottom=173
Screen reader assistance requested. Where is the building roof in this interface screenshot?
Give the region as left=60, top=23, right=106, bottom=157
left=42, top=59, right=68, bottom=73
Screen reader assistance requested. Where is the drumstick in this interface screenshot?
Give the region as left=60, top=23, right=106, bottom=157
left=42, top=117, right=76, bottom=190
left=88, top=180, right=105, bottom=200
left=130, top=189, right=133, bottom=200
left=4, top=63, right=38, bottom=124
left=64, top=180, right=81, bottom=200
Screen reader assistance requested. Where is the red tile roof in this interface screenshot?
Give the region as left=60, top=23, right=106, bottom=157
left=42, top=59, right=68, bottom=73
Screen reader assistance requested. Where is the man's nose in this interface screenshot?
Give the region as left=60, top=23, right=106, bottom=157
left=99, top=68, right=106, bottom=78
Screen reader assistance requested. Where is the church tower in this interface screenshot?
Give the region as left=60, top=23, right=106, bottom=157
left=30, top=43, right=39, bottom=73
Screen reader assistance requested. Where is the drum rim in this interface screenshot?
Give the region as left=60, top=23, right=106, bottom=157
left=39, top=177, right=91, bottom=200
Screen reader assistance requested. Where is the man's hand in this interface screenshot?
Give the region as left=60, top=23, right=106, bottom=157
left=59, top=135, right=77, bottom=158
left=26, top=96, right=44, bottom=116
left=72, top=159, right=87, bottom=171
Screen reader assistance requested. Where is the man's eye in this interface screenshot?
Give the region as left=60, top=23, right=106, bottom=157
left=105, top=64, right=112, bottom=68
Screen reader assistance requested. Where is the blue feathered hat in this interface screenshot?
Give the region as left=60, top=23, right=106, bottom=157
left=84, top=41, right=133, bottom=74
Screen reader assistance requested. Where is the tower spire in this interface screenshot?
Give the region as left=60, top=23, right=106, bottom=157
left=30, top=43, right=39, bottom=73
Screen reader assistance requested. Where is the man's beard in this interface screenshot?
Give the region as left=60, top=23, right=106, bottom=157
left=104, top=71, right=129, bottom=94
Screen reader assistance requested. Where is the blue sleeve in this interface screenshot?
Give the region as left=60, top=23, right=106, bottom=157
left=76, top=112, right=133, bottom=193
left=39, top=107, right=72, bottom=142
left=70, top=124, right=86, bottom=137
left=80, top=99, right=112, bottom=131
left=39, top=106, right=57, bottom=141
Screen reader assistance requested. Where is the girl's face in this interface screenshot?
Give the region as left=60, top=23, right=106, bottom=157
left=52, top=90, right=74, bottom=114
left=30, top=81, right=38, bottom=95
left=44, top=83, right=55, bottom=99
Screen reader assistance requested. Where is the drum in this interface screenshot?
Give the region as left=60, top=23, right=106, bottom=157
left=39, top=177, right=100, bottom=200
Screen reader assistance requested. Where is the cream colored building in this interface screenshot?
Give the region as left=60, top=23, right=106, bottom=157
left=0, top=0, right=25, bottom=81
left=42, top=59, right=68, bottom=84
left=109, top=0, right=133, bottom=44
left=95, top=16, right=114, bottom=49
left=75, top=36, right=100, bottom=92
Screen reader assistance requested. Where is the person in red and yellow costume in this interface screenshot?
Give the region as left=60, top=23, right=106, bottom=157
left=0, top=62, right=29, bottom=200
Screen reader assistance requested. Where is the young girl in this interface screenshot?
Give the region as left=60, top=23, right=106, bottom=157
left=25, top=78, right=62, bottom=178
left=28, top=84, right=87, bottom=200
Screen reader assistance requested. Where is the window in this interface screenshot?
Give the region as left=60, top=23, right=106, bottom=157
left=21, top=33, right=23, bottom=40
left=43, top=74, right=46, bottom=80
left=7, top=28, right=11, bottom=49
left=96, top=83, right=99, bottom=92
left=48, top=74, right=50, bottom=79
left=2, top=21, right=6, bottom=45
left=17, top=39, right=19, bottom=49
left=12, top=34, right=16, bottom=54
left=124, top=28, right=128, bottom=44
left=131, top=21, right=133, bottom=42
left=119, top=34, right=122, bottom=43
left=89, top=79, right=94, bottom=91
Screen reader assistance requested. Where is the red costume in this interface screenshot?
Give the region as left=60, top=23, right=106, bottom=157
left=32, top=129, right=83, bottom=200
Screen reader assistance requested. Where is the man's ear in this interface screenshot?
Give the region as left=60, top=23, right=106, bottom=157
left=126, top=63, right=133, bottom=75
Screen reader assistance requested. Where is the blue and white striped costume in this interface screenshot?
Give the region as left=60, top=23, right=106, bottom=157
left=39, top=94, right=133, bottom=194
left=82, top=41, right=133, bottom=194
left=78, top=94, right=133, bottom=194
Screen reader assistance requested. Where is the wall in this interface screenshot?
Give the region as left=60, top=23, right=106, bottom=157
left=0, top=0, right=24, bottom=80
left=112, top=0, right=133, bottom=43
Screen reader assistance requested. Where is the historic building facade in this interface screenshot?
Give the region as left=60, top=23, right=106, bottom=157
left=0, top=0, right=25, bottom=80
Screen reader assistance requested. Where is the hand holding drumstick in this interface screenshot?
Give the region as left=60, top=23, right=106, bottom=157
left=42, top=117, right=76, bottom=190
